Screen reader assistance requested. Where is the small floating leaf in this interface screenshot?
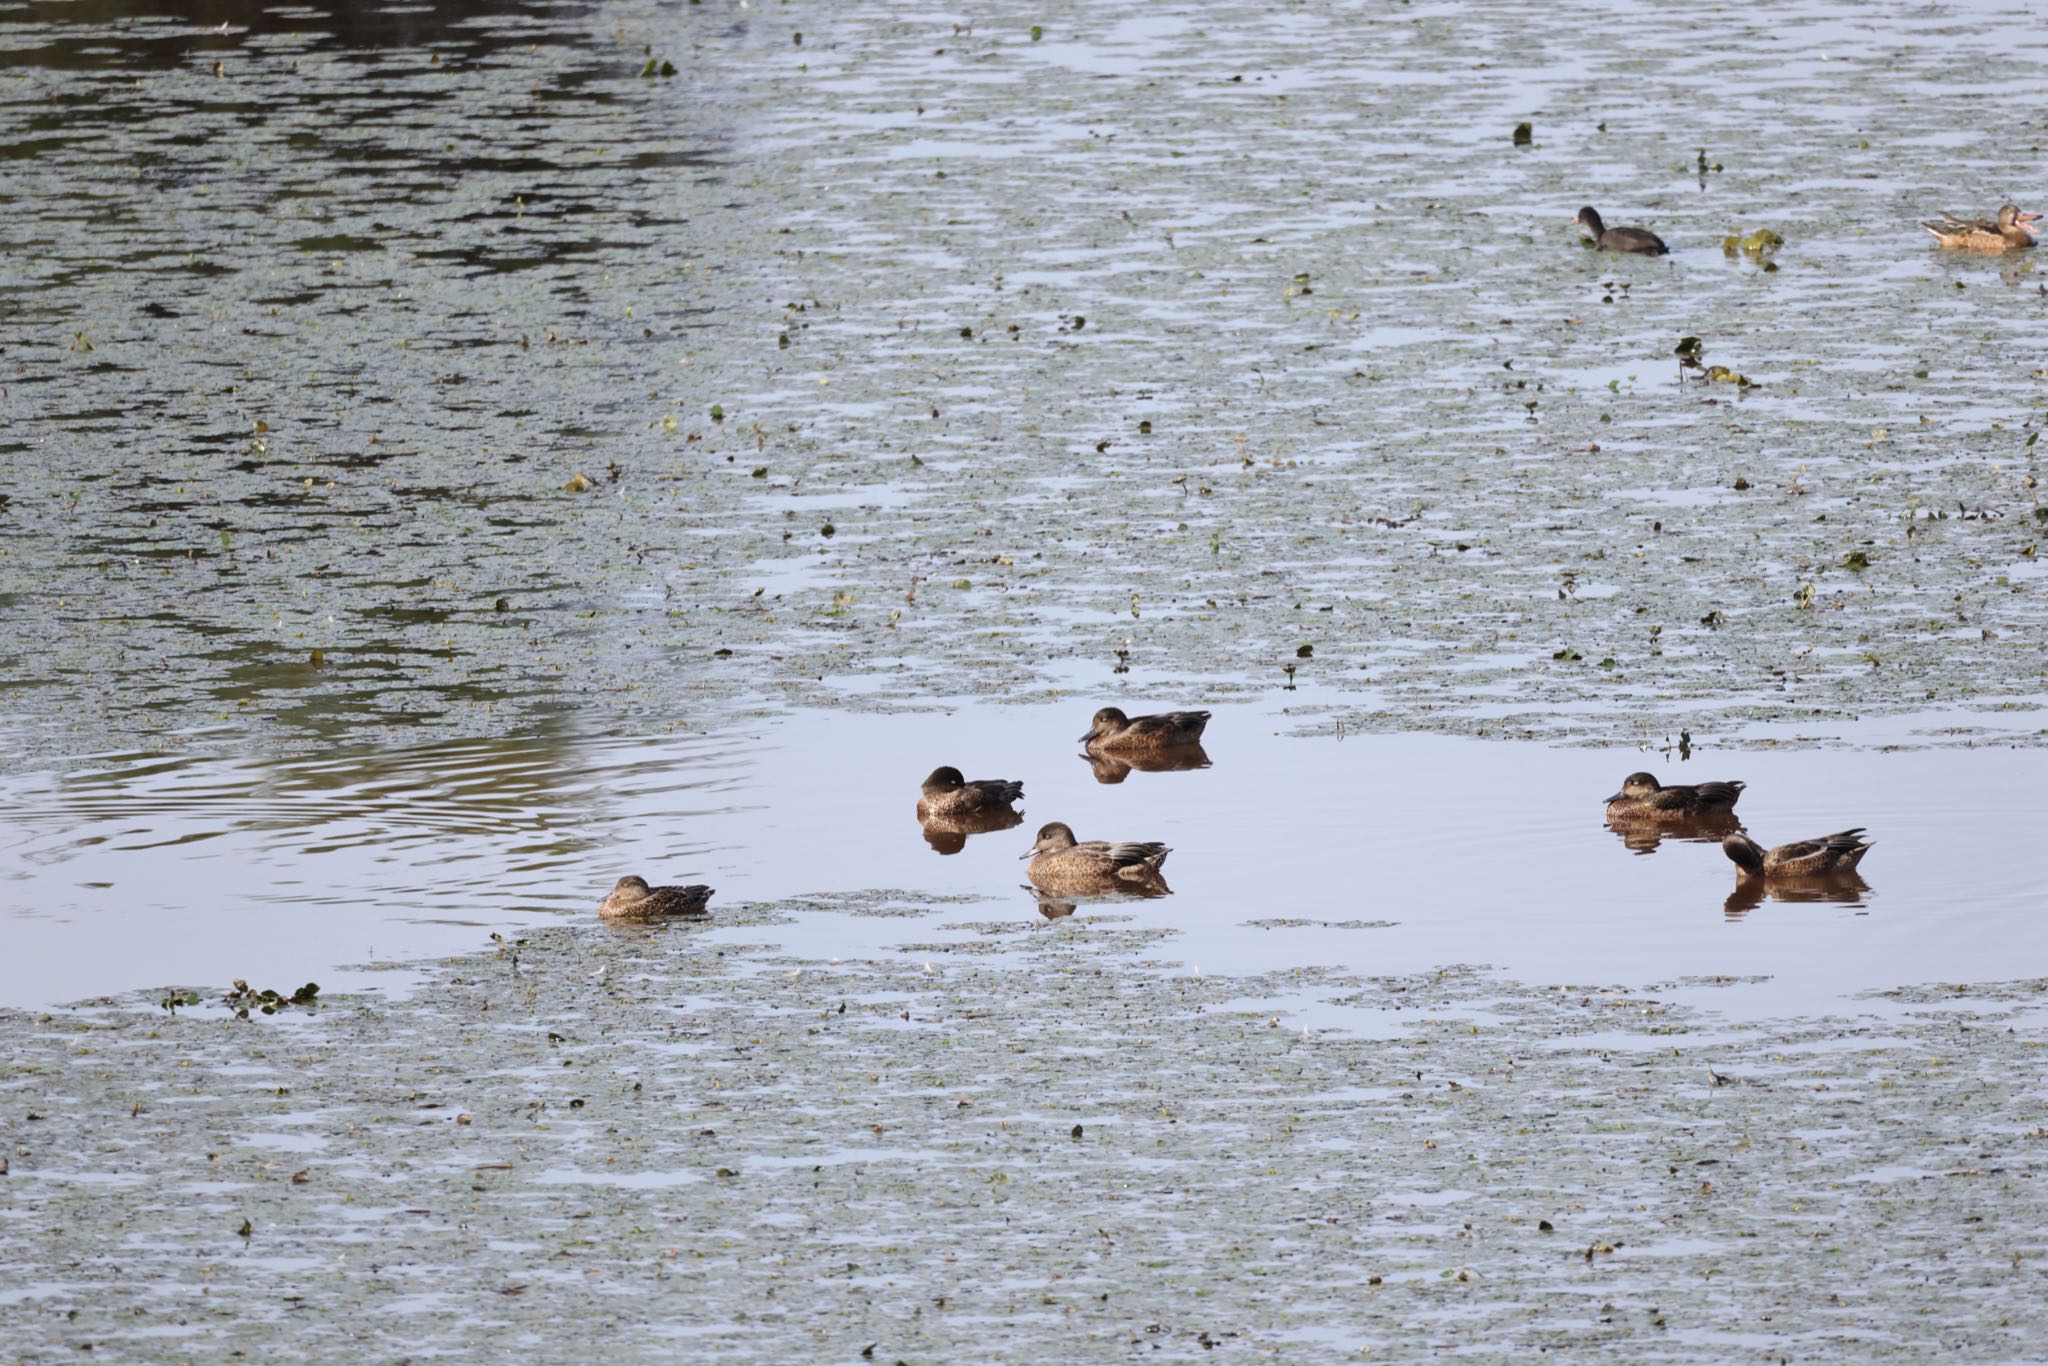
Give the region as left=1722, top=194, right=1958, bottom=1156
left=1029, top=24, right=1043, bottom=41
left=563, top=471, right=594, bottom=492
left=1511, top=121, right=1532, bottom=146
left=1296, top=644, right=1314, bottom=658
left=1842, top=550, right=1870, bottom=570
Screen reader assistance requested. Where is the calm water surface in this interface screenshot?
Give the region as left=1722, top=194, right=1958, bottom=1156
left=4, top=704, right=2040, bottom=1016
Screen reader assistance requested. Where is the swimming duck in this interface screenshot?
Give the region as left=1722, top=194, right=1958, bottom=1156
left=1923, top=204, right=2040, bottom=252
left=1576, top=206, right=1668, bottom=255
left=1021, top=821, right=1171, bottom=894
left=600, top=875, right=713, bottom=919
left=1722, top=828, right=1872, bottom=880
left=916, top=765, right=1024, bottom=820
left=1078, top=707, right=1211, bottom=754
left=1604, top=772, right=1745, bottom=821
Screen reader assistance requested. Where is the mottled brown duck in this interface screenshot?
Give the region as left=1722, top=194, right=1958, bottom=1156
left=1923, top=204, right=2039, bottom=252
left=916, top=765, right=1025, bottom=820
left=600, top=876, right=713, bottom=919
left=1604, top=772, right=1745, bottom=822
left=1022, top=821, right=1171, bottom=895
left=1078, top=707, right=1211, bottom=755
left=1722, top=828, right=1873, bottom=880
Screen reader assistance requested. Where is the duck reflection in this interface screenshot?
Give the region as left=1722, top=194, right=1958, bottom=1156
left=1723, top=874, right=1872, bottom=921
left=917, top=805, right=1025, bottom=855
left=1021, top=880, right=1172, bottom=923
left=1081, top=742, right=1212, bottom=785
left=1721, top=828, right=1874, bottom=920
left=1604, top=808, right=1740, bottom=854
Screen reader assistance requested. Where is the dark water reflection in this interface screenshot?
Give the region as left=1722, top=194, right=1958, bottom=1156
left=916, top=805, right=1022, bottom=855
left=3, top=704, right=2041, bottom=1016
left=1082, top=743, right=1212, bottom=785
left=1603, top=809, right=1740, bottom=855
left=1724, top=874, right=1872, bottom=922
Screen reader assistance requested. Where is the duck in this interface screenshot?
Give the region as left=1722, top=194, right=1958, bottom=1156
left=1923, top=204, right=2040, bottom=252
left=1722, top=828, right=1872, bottom=880
left=1604, top=772, right=1745, bottom=821
left=1021, top=821, right=1171, bottom=894
left=1576, top=206, right=1668, bottom=255
left=916, top=765, right=1024, bottom=820
left=599, top=875, right=713, bottom=919
left=1078, top=707, right=1211, bottom=755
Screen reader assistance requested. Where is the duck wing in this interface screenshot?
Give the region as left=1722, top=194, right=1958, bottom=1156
left=639, top=884, right=714, bottom=916
left=1769, top=830, right=1868, bottom=874
left=966, top=778, right=1024, bottom=807
left=1103, top=841, right=1170, bottom=870
left=1131, top=711, right=1210, bottom=740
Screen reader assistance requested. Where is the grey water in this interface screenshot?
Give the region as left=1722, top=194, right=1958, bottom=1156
left=5, top=705, right=2040, bottom=1021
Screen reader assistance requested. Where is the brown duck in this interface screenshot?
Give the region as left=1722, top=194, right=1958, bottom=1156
left=1722, top=828, right=1872, bottom=880
left=1604, top=772, right=1745, bottom=821
left=916, top=765, right=1024, bottom=820
left=1022, top=821, right=1171, bottom=894
left=1923, top=204, right=2040, bottom=253
left=1576, top=206, right=1668, bottom=255
left=600, top=876, right=713, bottom=919
left=1079, top=707, right=1211, bottom=755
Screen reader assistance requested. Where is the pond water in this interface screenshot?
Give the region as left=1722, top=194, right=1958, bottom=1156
left=6, top=703, right=2040, bottom=1019
left=9, top=1, right=2048, bottom=1355
left=2, top=0, right=2044, bottom=772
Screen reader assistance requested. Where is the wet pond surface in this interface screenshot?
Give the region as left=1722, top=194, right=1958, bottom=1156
left=7, top=0, right=2048, bottom=1354
left=2, top=0, right=2046, bottom=765
left=6, top=704, right=2043, bottom=1020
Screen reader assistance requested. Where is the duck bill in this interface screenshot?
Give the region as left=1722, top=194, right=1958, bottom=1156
left=1018, top=846, right=1038, bottom=860
left=1077, top=730, right=1100, bottom=743
left=1603, top=791, right=1625, bottom=804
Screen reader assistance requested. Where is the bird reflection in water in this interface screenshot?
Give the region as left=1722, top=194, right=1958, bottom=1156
left=1022, top=878, right=1173, bottom=923
left=1723, top=874, right=1872, bottom=922
left=1604, top=808, right=1740, bottom=854
left=916, top=805, right=1024, bottom=855
left=1082, top=742, right=1212, bottom=785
